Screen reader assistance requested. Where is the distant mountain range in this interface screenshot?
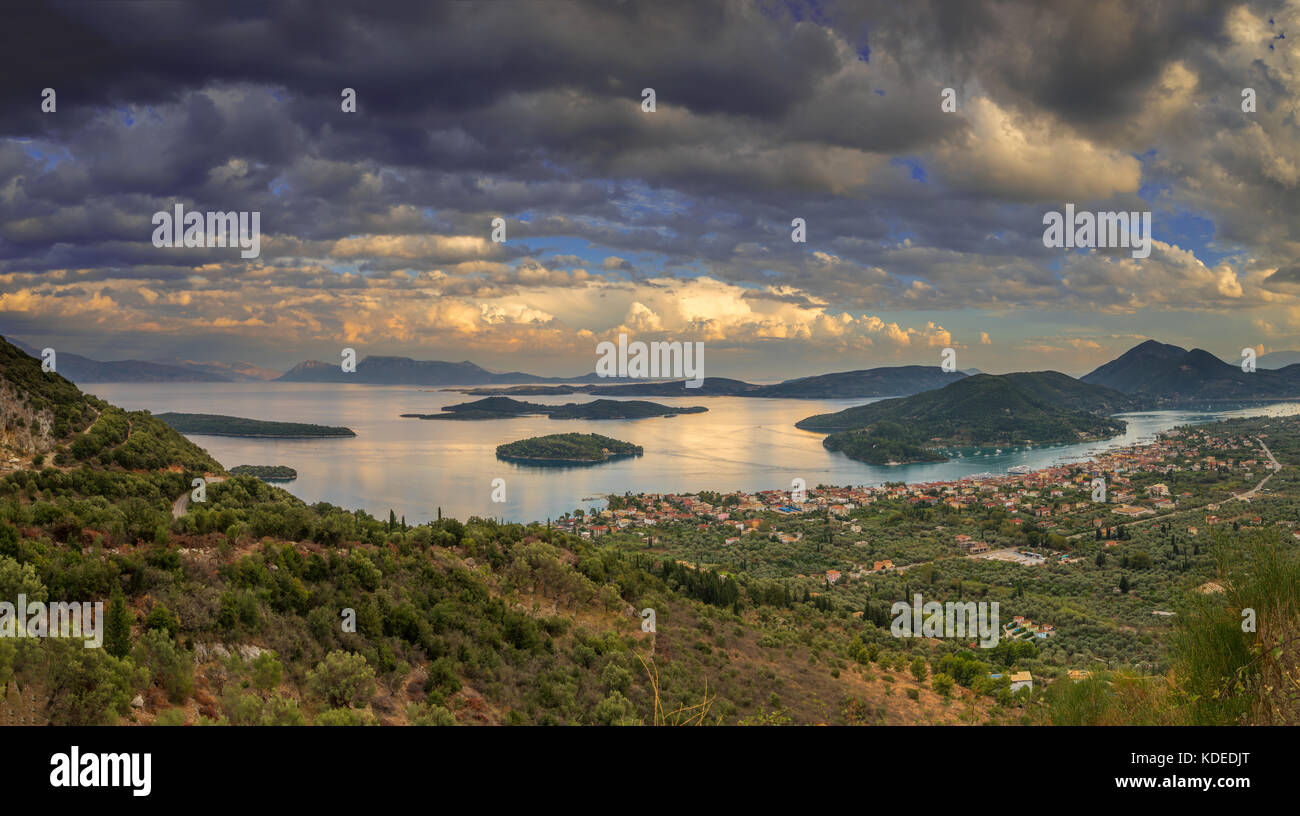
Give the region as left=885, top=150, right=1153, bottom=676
left=8, top=338, right=227, bottom=383
left=18, top=335, right=1300, bottom=408
left=6, top=339, right=967, bottom=395
left=276, top=356, right=554, bottom=385
left=456, top=366, right=967, bottom=399
left=1231, top=350, right=1300, bottom=370
left=273, top=355, right=667, bottom=386
left=1082, top=340, right=1300, bottom=405
left=742, top=365, right=966, bottom=399
left=6, top=338, right=279, bottom=383
left=150, top=358, right=280, bottom=382
left=276, top=357, right=965, bottom=396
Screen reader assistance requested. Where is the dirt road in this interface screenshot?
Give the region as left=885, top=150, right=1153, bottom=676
left=172, top=476, right=226, bottom=518
left=1228, top=438, right=1281, bottom=503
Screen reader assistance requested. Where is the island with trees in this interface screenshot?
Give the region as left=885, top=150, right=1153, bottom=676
left=229, top=464, right=298, bottom=481
left=495, top=432, right=643, bottom=465
left=403, top=396, right=705, bottom=421
left=548, top=399, right=706, bottom=419
left=155, top=412, right=356, bottom=437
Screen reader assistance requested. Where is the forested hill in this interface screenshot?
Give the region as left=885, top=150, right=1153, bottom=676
left=1, top=335, right=221, bottom=474
left=995, top=371, right=1139, bottom=414
left=1, top=335, right=103, bottom=449
left=796, top=372, right=1127, bottom=463
left=1082, top=339, right=1300, bottom=404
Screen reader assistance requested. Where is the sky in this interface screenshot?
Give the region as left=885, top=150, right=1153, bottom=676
left=0, top=0, right=1298, bottom=379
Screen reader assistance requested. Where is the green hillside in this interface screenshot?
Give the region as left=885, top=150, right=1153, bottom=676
left=0, top=335, right=103, bottom=440
left=1, top=337, right=222, bottom=475
left=2, top=336, right=982, bottom=726
left=997, top=371, right=1139, bottom=414
left=820, top=420, right=949, bottom=465
left=797, top=373, right=1127, bottom=463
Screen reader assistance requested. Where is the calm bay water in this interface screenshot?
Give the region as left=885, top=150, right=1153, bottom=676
left=85, top=382, right=1300, bottom=524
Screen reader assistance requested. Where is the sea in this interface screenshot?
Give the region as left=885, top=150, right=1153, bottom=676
left=84, top=382, right=1300, bottom=524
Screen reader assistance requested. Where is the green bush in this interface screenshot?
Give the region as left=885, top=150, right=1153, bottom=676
left=306, top=650, right=376, bottom=708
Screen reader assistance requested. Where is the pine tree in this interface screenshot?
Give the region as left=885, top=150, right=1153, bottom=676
left=104, top=585, right=132, bottom=658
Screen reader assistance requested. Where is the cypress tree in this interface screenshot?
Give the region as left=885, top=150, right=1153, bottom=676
left=104, top=585, right=133, bottom=658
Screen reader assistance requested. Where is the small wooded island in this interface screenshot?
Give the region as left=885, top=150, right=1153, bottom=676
left=496, top=433, right=643, bottom=465
left=230, top=464, right=298, bottom=481
left=155, top=412, right=356, bottom=437
left=403, top=396, right=705, bottom=421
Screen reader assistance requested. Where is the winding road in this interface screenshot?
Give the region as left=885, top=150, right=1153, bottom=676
left=172, top=476, right=225, bottom=518
left=1227, top=438, right=1281, bottom=503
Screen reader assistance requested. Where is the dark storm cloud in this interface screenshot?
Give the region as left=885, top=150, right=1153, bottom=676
left=841, top=0, right=1240, bottom=126
left=1263, top=265, right=1300, bottom=289
left=3, top=1, right=841, bottom=131
left=0, top=0, right=1296, bottom=364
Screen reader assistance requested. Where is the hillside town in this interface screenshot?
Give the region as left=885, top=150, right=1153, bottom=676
left=559, top=426, right=1275, bottom=560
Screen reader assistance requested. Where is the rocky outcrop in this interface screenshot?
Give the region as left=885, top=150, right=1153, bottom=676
left=0, top=380, right=56, bottom=466
left=194, top=642, right=266, bottom=662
